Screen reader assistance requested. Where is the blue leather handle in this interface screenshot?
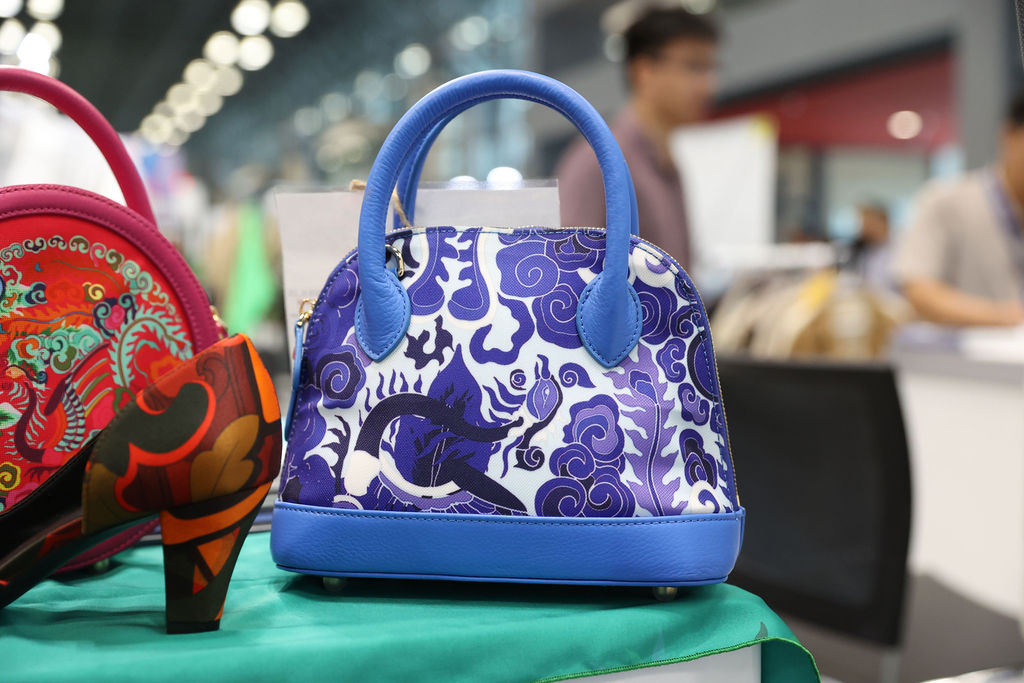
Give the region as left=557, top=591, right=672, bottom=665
left=356, top=70, right=641, bottom=368
left=393, top=113, right=640, bottom=238
left=392, top=118, right=446, bottom=228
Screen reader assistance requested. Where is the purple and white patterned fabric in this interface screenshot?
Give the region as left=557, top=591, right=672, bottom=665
left=280, top=227, right=737, bottom=518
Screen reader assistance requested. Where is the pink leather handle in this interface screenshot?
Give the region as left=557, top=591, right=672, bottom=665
left=0, top=66, right=155, bottom=223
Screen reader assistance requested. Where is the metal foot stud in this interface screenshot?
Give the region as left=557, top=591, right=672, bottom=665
left=89, top=558, right=112, bottom=575
left=322, top=577, right=348, bottom=594
left=653, top=586, right=678, bottom=602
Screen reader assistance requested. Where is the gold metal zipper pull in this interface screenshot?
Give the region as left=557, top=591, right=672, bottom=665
left=296, top=298, right=314, bottom=328
left=210, top=305, right=227, bottom=338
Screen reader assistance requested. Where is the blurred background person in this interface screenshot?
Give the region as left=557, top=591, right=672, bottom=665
left=893, top=91, right=1024, bottom=327
left=556, top=5, right=718, bottom=269
left=845, top=201, right=894, bottom=291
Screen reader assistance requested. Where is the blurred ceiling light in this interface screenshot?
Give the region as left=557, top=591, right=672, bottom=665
left=486, top=166, right=523, bottom=186
left=394, top=43, right=430, bottom=79
left=315, top=131, right=370, bottom=171
left=140, top=113, right=174, bottom=145
left=0, top=0, right=21, bottom=19
left=25, top=0, right=61, bottom=21
left=0, top=17, right=25, bottom=54
left=174, top=108, right=205, bottom=133
left=381, top=73, right=407, bottom=101
left=603, top=34, right=625, bottom=62
left=315, top=143, right=344, bottom=173
left=887, top=110, right=923, bottom=140
left=449, top=15, right=489, bottom=51
left=600, top=2, right=634, bottom=36
left=269, top=0, right=308, bottom=38
left=362, top=98, right=391, bottom=125
left=204, top=31, right=240, bottom=66
left=16, top=59, right=47, bottom=75
left=167, top=82, right=198, bottom=111
left=320, top=91, right=350, bottom=122
left=211, top=65, right=244, bottom=95
left=29, top=20, right=60, bottom=51
left=490, top=14, right=520, bottom=42
left=154, top=101, right=175, bottom=118
left=231, top=0, right=271, bottom=36
left=16, top=31, right=51, bottom=69
left=337, top=132, right=369, bottom=163
left=183, top=58, right=217, bottom=89
left=166, top=128, right=189, bottom=147
left=196, top=90, right=223, bottom=116
left=237, top=34, right=273, bottom=70
left=293, top=106, right=322, bottom=137
left=354, top=69, right=383, bottom=101
left=680, top=0, right=716, bottom=14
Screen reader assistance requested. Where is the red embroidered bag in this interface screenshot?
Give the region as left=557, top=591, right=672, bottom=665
left=0, top=67, right=221, bottom=569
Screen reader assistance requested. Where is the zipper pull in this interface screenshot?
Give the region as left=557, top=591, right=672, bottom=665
left=296, top=298, right=313, bottom=328
left=285, top=299, right=315, bottom=439
left=210, top=305, right=228, bottom=338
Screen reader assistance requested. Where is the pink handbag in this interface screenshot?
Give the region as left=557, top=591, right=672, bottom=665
left=0, top=67, right=223, bottom=570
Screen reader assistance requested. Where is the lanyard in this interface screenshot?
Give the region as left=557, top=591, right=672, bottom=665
left=985, top=169, right=1024, bottom=294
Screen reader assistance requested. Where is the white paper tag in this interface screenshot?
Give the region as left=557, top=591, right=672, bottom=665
left=669, top=114, right=777, bottom=296
left=274, top=181, right=560, bottom=359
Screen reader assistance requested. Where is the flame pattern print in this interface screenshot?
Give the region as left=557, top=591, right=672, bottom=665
left=280, top=227, right=737, bottom=518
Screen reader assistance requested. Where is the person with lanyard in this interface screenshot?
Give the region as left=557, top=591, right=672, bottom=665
left=894, top=92, right=1024, bottom=326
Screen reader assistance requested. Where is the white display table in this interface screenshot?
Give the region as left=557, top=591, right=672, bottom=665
left=588, top=645, right=760, bottom=681
left=892, top=325, right=1024, bottom=635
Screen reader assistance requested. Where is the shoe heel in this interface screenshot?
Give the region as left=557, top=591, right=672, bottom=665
left=159, top=482, right=270, bottom=634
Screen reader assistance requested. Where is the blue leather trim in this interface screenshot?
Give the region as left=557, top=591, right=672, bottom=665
left=270, top=503, right=745, bottom=586
left=396, top=112, right=641, bottom=238
left=354, top=268, right=409, bottom=362
left=393, top=118, right=442, bottom=228
left=576, top=269, right=643, bottom=368
left=286, top=569, right=730, bottom=587
left=355, top=70, right=641, bottom=366
left=283, top=320, right=305, bottom=438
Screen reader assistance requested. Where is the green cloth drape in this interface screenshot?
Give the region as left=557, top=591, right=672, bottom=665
left=3, top=532, right=818, bottom=682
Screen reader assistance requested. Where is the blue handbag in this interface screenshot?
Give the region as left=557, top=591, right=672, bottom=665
left=270, top=70, right=744, bottom=591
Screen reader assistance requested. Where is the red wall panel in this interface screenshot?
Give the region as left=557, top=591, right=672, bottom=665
left=715, top=51, right=955, bottom=150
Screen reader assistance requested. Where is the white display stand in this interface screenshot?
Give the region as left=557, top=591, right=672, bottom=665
left=891, top=325, right=1024, bottom=635
left=580, top=644, right=760, bottom=682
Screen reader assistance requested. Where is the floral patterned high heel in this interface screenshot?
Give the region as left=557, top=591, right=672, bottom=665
left=0, top=335, right=282, bottom=633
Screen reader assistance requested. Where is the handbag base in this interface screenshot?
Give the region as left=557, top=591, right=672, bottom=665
left=270, top=503, right=745, bottom=586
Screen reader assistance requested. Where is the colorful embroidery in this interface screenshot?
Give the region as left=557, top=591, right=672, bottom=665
left=281, top=227, right=737, bottom=518
left=1, top=222, right=193, bottom=513
left=0, top=462, right=20, bottom=512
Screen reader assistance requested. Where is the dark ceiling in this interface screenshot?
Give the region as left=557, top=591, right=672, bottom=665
left=23, top=0, right=767, bottom=190
left=55, top=0, right=511, bottom=184
left=59, top=0, right=236, bottom=130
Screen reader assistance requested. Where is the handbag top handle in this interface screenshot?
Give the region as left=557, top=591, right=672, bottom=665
left=355, top=69, right=642, bottom=369
left=391, top=108, right=640, bottom=237
left=0, top=66, right=155, bottom=224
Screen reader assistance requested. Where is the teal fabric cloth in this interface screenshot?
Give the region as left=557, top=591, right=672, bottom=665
left=3, top=533, right=818, bottom=682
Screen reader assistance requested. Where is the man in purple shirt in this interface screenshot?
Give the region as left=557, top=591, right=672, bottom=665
left=556, top=7, right=718, bottom=269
